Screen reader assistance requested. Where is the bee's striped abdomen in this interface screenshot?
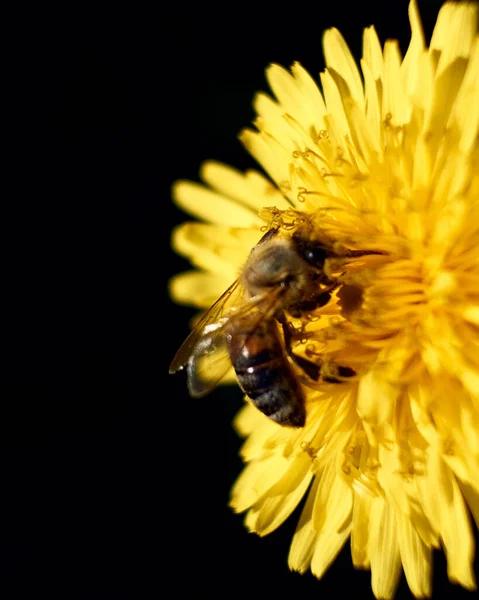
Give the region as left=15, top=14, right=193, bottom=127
left=227, top=318, right=305, bottom=428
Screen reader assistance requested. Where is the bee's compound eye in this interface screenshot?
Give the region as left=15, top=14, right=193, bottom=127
left=303, top=246, right=328, bottom=267
left=293, top=233, right=330, bottom=268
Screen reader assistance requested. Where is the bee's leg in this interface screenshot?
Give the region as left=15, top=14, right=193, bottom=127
left=321, top=366, right=356, bottom=383
left=280, top=319, right=356, bottom=383
left=288, top=289, right=333, bottom=319
left=280, top=320, right=321, bottom=381
left=256, top=227, right=280, bottom=246
left=344, top=249, right=387, bottom=258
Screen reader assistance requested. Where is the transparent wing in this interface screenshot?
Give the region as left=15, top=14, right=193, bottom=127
left=169, top=278, right=244, bottom=375
left=169, top=227, right=282, bottom=376
left=170, top=272, right=286, bottom=397
left=186, top=329, right=232, bottom=397
left=185, top=286, right=285, bottom=397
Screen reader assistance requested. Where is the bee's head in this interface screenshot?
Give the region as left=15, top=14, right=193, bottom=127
left=243, top=237, right=304, bottom=297
left=291, top=232, right=332, bottom=269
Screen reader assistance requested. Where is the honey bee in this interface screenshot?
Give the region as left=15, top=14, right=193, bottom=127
left=169, top=225, right=361, bottom=428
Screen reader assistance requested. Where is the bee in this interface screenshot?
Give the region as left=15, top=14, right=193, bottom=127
left=169, top=225, right=360, bottom=428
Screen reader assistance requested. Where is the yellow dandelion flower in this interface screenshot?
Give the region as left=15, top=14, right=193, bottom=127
left=169, top=1, right=479, bottom=598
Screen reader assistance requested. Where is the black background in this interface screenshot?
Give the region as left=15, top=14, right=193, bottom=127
left=1, top=1, right=475, bottom=598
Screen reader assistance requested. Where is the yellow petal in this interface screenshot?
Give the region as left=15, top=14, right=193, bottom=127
left=312, top=459, right=352, bottom=533
left=298, top=459, right=353, bottom=579
left=233, top=402, right=270, bottom=439
left=427, top=451, right=476, bottom=590
left=412, top=134, right=432, bottom=193
left=400, top=0, right=425, bottom=99
left=396, top=510, right=432, bottom=598
left=362, top=25, right=383, bottom=81
left=383, top=39, right=410, bottom=125
left=171, top=222, right=260, bottom=276
left=370, top=499, right=402, bottom=600
left=239, top=128, right=292, bottom=195
left=357, top=370, right=398, bottom=433
left=290, top=62, right=327, bottom=129
left=230, top=451, right=289, bottom=513
left=172, top=180, right=262, bottom=226
left=377, top=440, right=409, bottom=515
left=423, top=58, right=467, bottom=145
left=442, top=493, right=477, bottom=589
left=253, top=92, right=307, bottom=152
left=320, top=69, right=350, bottom=146
left=288, top=476, right=320, bottom=573
left=311, top=522, right=351, bottom=581
left=350, top=490, right=373, bottom=568
left=452, top=38, right=479, bottom=155
left=168, top=270, right=231, bottom=308
left=344, top=100, right=382, bottom=163
left=248, top=453, right=313, bottom=536
left=360, top=57, right=381, bottom=143
left=461, top=483, right=479, bottom=529
left=265, top=63, right=309, bottom=126
left=410, top=48, right=433, bottom=113
left=430, top=1, right=478, bottom=77
left=323, top=28, right=365, bottom=111
left=200, top=161, right=291, bottom=211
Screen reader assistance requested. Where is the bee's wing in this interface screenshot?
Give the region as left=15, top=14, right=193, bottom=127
left=184, top=285, right=286, bottom=397
left=169, top=278, right=244, bottom=375
left=169, top=227, right=282, bottom=377
left=170, top=275, right=285, bottom=397
left=185, top=328, right=232, bottom=397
